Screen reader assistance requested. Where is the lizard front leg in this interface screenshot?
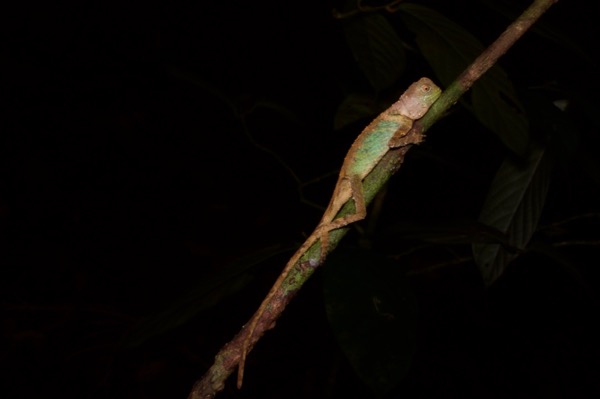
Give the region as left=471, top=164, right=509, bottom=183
left=388, top=119, right=422, bottom=148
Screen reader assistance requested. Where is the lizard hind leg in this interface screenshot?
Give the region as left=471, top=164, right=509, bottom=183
left=238, top=175, right=367, bottom=389
left=318, top=174, right=368, bottom=259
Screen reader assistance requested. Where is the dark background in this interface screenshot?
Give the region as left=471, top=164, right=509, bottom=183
left=2, top=1, right=599, bottom=398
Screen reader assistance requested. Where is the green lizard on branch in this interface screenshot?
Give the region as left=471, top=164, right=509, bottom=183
left=238, top=77, right=442, bottom=388
left=190, top=3, right=557, bottom=396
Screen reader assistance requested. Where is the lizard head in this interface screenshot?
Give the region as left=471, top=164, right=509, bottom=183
left=389, top=77, right=442, bottom=119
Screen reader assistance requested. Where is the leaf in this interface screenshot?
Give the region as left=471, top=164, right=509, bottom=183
left=323, top=249, right=417, bottom=395
left=523, top=91, right=579, bottom=163
left=344, top=13, right=407, bottom=92
left=398, top=3, right=530, bottom=155
left=333, top=93, right=380, bottom=130
left=472, top=145, right=552, bottom=285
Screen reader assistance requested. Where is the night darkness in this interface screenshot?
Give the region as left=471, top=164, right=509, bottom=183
left=3, top=1, right=599, bottom=398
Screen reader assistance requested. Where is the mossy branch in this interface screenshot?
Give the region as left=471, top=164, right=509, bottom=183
left=188, top=1, right=558, bottom=397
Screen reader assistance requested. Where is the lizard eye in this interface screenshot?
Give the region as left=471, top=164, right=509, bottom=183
left=421, top=84, right=431, bottom=92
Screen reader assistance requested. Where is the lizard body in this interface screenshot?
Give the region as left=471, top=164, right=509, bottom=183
left=238, top=77, right=441, bottom=388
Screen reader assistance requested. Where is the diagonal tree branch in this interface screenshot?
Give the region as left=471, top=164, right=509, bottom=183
left=188, top=1, right=558, bottom=397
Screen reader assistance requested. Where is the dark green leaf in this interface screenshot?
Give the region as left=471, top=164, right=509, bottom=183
left=472, top=145, right=552, bottom=285
left=523, top=91, right=579, bottom=163
left=323, top=249, right=417, bottom=395
left=344, top=13, right=407, bottom=92
left=398, top=3, right=529, bottom=155
left=333, top=93, right=379, bottom=130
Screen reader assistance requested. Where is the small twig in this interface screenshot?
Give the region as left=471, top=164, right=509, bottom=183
left=554, top=239, right=600, bottom=248
left=332, top=0, right=408, bottom=19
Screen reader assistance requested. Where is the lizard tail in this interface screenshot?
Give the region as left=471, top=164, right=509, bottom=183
left=237, top=230, right=323, bottom=388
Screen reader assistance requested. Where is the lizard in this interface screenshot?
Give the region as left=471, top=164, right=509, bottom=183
left=238, top=77, right=441, bottom=388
